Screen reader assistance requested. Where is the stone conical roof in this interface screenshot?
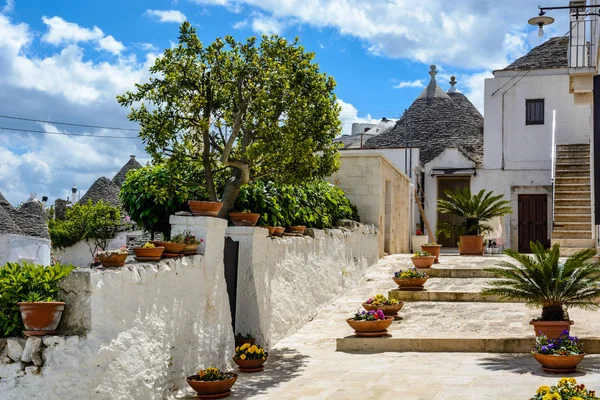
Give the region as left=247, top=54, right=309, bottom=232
left=0, top=200, right=22, bottom=235
left=79, top=177, right=121, bottom=208
left=112, top=155, right=142, bottom=187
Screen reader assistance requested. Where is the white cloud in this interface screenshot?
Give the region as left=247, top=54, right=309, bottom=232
left=394, top=79, right=424, bottom=89
left=251, top=15, right=283, bottom=35
left=232, top=19, right=248, bottom=29
left=41, top=16, right=104, bottom=45
left=187, top=0, right=569, bottom=70
left=137, top=42, right=158, bottom=51
left=2, top=0, right=14, bottom=14
left=144, top=9, right=187, bottom=23
left=337, top=99, right=379, bottom=136
left=97, top=35, right=125, bottom=55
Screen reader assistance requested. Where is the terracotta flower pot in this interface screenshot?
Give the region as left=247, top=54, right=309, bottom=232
left=233, top=356, right=267, bottom=372
left=151, top=241, right=186, bottom=255
left=186, top=374, right=238, bottom=397
left=264, top=226, right=276, bottom=236
left=392, top=277, right=428, bottom=290
left=182, top=244, right=199, bottom=255
left=346, top=317, right=393, bottom=337
left=235, top=337, right=255, bottom=347
left=98, top=253, right=127, bottom=267
left=18, top=302, right=65, bottom=336
left=411, top=256, right=436, bottom=269
left=421, top=244, right=442, bottom=263
left=286, top=226, right=306, bottom=235
left=362, top=302, right=404, bottom=316
left=133, top=247, right=164, bottom=258
left=188, top=200, right=223, bottom=217
left=459, top=235, right=484, bottom=255
left=530, top=320, right=574, bottom=339
left=273, top=227, right=285, bottom=236
left=230, top=212, right=260, bottom=227
left=532, top=353, right=585, bottom=373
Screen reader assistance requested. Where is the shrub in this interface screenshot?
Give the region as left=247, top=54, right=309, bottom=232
left=235, top=180, right=359, bottom=228
left=0, top=262, right=74, bottom=337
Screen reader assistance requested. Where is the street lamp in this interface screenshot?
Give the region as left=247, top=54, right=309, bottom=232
left=530, top=3, right=600, bottom=37
left=528, top=13, right=555, bottom=37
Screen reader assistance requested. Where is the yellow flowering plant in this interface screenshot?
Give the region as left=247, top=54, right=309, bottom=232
left=190, top=367, right=234, bottom=381
left=234, top=343, right=268, bottom=361
left=531, top=377, right=598, bottom=400
left=365, top=293, right=398, bottom=306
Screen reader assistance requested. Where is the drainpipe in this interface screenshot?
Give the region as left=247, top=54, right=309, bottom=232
left=501, top=92, right=506, bottom=170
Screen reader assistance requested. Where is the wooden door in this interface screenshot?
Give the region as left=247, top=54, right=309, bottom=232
left=518, top=195, right=548, bottom=253
left=437, top=177, right=470, bottom=248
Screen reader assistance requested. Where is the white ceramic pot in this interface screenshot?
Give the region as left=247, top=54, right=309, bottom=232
left=411, top=235, right=429, bottom=253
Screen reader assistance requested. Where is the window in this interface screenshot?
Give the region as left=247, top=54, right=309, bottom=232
left=526, top=99, right=544, bottom=125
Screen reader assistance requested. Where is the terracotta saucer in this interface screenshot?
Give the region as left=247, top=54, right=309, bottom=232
left=134, top=256, right=161, bottom=262
left=354, top=330, right=388, bottom=337
left=239, top=366, right=264, bottom=373
left=542, top=366, right=578, bottom=374
left=196, top=390, right=231, bottom=399
left=24, top=330, right=55, bottom=336
left=162, top=253, right=181, bottom=258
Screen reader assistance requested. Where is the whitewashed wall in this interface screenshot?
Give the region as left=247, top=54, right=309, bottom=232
left=1, top=218, right=234, bottom=400
left=0, top=234, right=51, bottom=266
left=230, top=224, right=378, bottom=348
left=55, top=230, right=141, bottom=268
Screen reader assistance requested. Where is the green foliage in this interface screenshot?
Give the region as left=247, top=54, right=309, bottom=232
left=0, top=262, right=74, bottom=337
left=481, top=241, right=600, bottom=320
left=117, top=22, right=341, bottom=215
left=235, top=180, right=358, bottom=228
left=48, top=200, right=122, bottom=256
left=437, top=188, right=512, bottom=237
left=119, top=164, right=210, bottom=238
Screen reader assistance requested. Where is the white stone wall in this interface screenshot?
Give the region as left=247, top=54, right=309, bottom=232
left=0, top=234, right=51, bottom=266
left=1, top=218, right=234, bottom=400
left=230, top=224, right=378, bottom=348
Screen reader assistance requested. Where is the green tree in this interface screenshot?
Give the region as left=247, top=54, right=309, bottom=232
left=48, top=200, right=122, bottom=258
left=117, top=22, right=341, bottom=217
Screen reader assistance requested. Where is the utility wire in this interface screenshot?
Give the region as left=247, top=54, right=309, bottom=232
left=0, top=114, right=141, bottom=132
left=0, top=126, right=139, bottom=139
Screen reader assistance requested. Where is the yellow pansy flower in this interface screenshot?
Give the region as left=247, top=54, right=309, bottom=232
left=241, top=343, right=250, bottom=350
left=240, top=354, right=246, bottom=360
left=537, top=386, right=551, bottom=395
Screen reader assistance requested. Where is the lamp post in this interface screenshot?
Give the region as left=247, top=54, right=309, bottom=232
left=530, top=3, right=600, bottom=37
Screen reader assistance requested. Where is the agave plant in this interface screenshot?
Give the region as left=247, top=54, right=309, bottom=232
left=481, top=241, right=600, bottom=321
left=437, top=188, right=512, bottom=238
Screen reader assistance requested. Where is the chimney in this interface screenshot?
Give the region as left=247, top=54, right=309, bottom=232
left=71, top=185, right=77, bottom=204
left=41, top=196, right=48, bottom=208
left=54, top=199, right=67, bottom=220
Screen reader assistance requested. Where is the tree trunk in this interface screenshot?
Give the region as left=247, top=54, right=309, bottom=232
left=218, top=170, right=246, bottom=218
left=541, top=304, right=566, bottom=321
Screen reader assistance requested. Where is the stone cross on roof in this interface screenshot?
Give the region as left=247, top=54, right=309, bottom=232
left=448, top=76, right=457, bottom=93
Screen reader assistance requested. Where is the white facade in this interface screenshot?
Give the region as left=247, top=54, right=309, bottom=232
left=0, top=234, right=51, bottom=266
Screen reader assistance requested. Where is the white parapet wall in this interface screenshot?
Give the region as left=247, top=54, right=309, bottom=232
left=229, top=223, right=378, bottom=348
left=0, top=217, right=234, bottom=400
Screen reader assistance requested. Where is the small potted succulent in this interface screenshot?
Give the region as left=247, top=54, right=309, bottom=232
left=411, top=251, right=436, bottom=269
left=180, top=230, right=202, bottom=255
left=532, top=331, right=585, bottom=373
left=186, top=367, right=237, bottom=398
left=234, top=333, right=255, bottom=347
left=233, top=343, right=268, bottom=373
left=188, top=200, right=223, bottom=217
left=420, top=242, right=442, bottom=263
left=393, top=268, right=429, bottom=290
left=96, top=245, right=129, bottom=267
left=229, top=210, right=260, bottom=227
left=531, top=378, right=598, bottom=400
left=133, top=242, right=164, bottom=261
left=346, top=309, right=393, bottom=337
left=482, top=241, right=600, bottom=339
left=363, top=293, right=404, bottom=316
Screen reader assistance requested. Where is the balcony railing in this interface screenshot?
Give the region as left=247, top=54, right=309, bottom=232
left=569, top=8, right=598, bottom=69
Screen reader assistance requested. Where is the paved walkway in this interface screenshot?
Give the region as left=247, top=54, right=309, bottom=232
left=182, top=254, right=600, bottom=399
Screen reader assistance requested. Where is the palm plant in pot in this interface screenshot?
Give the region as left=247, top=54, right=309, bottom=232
left=437, top=188, right=511, bottom=255
left=481, top=241, right=600, bottom=339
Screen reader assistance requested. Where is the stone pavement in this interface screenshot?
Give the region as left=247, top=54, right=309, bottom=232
left=176, top=254, right=600, bottom=399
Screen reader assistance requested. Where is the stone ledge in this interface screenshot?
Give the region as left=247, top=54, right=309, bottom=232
left=388, top=289, right=515, bottom=303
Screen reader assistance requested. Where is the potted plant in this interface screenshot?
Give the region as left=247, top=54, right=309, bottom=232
left=393, top=268, right=429, bottom=290
left=273, top=227, right=285, bottom=236
left=96, top=245, right=129, bottom=267
left=133, top=242, right=164, bottom=261
left=233, top=343, right=268, bottom=373
left=229, top=210, right=260, bottom=227
left=153, top=235, right=186, bottom=256
left=481, top=241, right=600, bottom=339
left=437, top=188, right=511, bottom=255
left=234, top=333, right=255, bottom=347
left=363, top=293, right=403, bottom=316
left=12, top=263, right=74, bottom=337
left=346, top=309, right=393, bottom=337
left=411, top=225, right=429, bottom=253
left=411, top=251, right=436, bottom=268
left=186, top=367, right=237, bottom=398
left=531, top=331, right=585, bottom=373
left=188, top=200, right=223, bottom=217
left=531, top=378, right=598, bottom=400
left=180, top=230, right=202, bottom=255
left=421, top=242, right=442, bottom=263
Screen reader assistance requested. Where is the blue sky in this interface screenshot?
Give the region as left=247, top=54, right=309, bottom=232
left=0, top=0, right=570, bottom=205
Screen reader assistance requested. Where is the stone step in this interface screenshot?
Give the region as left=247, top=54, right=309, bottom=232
left=557, top=151, right=590, bottom=159
left=556, top=159, right=590, bottom=166
left=388, top=278, right=515, bottom=303
left=552, top=222, right=592, bottom=231
left=555, top=184, right=591, bottom=192
left=554, top=214, right=591, bottom=223
left=421, top=267, right=497, bottom=279
left=556, top=143, right=590, bottom=150
left=554, top=205, right=592, bottom=214
left=555, top=169, right=591, bottom=177
left=555, top=176, right=591, bottom=185
left=551, top=230, right=593, bottom=239
left=554, top=199, right=591, bottom=207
